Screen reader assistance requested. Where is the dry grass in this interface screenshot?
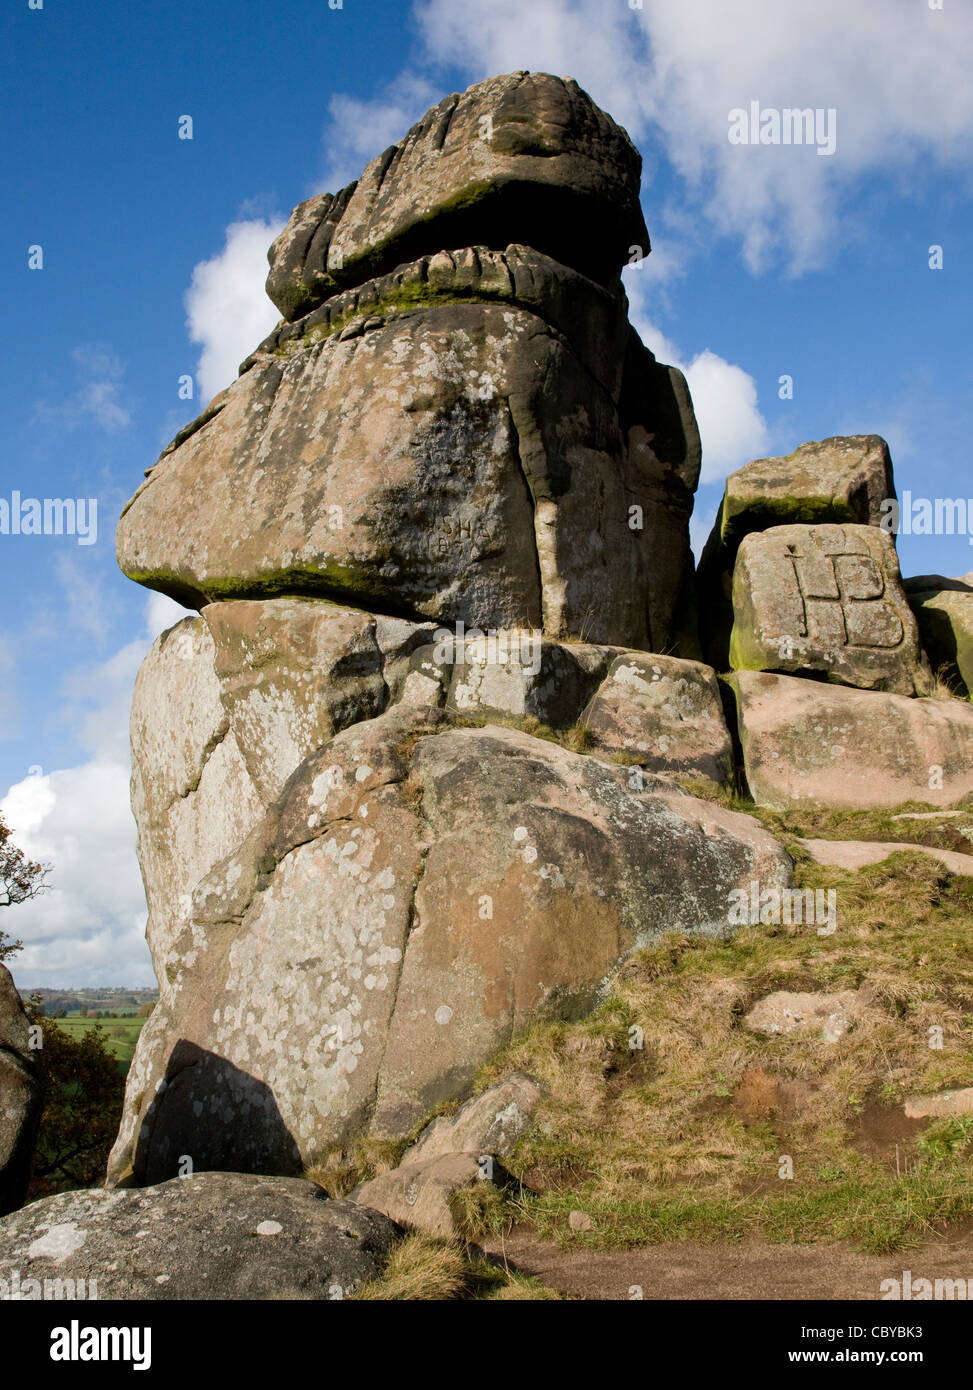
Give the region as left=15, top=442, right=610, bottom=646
left=352, top=1235, right=470, bottom=1300
left=351, top=1234, right=565, bottom=1300
left=922, top=664, right=970, bottom=703
left=449, top=1179, right=514, bottom=1242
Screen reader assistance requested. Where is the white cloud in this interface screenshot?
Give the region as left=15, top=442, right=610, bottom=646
left=319, top=72, right=442, bottom=191
left=145, top=591, right=190, bottom=637
left=413, top=0, right=973, bottom=271
left=2, top=595, right=192, bottom=989
left=624, top=270, right=768, bottom=484
left=2, top=762, right=149, bottom=988
left=34, top=343, right=132, bottom=434
left=185, top=218, right=285, bottom=405
left=683, top=350, right=769, bottom=483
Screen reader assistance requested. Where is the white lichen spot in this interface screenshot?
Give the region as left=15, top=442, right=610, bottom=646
left=435, top=1005, right=453, bottom=1026
left=27, top=1223, right=88, bottom=1263
left=513, top=826, right=528, bottom=842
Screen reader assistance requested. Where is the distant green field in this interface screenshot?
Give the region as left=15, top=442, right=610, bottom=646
left=53, top=1016, right=148, bottom=1074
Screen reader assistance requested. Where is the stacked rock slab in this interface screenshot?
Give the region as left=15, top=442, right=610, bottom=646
left=117, top=74, right=700, bottom=657
left=109, top=73, right=798, bottom=1188
left=729, top=523, right=924, bottom=695
left=697, top=435, right=896, bottom=671
left=708, top=437, right=973, bottom=808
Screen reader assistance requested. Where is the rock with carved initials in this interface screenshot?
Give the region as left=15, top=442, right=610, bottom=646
left=729, top=523, right=928, bottom=694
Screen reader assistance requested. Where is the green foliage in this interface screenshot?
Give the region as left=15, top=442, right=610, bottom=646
left=915, top=1116, right=973, bottom=1168
left=0, top=810, right=48, bottom=914
left=28, top=1012, right=126, bottom=1193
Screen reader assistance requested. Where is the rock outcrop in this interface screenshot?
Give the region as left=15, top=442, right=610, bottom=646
left=109, top=702, right=791, bottom=1184
left=264, top=72, right=650, bottom=319
left=729, top=523, right=926, bottom=695
left=905, top=575, right=973, bottom=695
left=0, top=963, right=41, bottom=1218
left=698, top=435, right=896, bottom=670
left=117, top=77, right=699, bottom=656
left=111, top=71, right=972, bottom=1213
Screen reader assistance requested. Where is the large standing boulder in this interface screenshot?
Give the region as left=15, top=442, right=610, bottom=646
left=132, top=603, right=445, bottom=978
left=0, top=1171, right=400, bottom=1300
left=0, top=963, right=41, bottom=1217
left=729, top=523, right=926, bottom=695
left=698, top=436, right=896, bottom=668
left=108, top=706, right=791, bottom=1185
left=264, top=71, right=650, bottom=320
left=725, top=670, right=973, bottom=809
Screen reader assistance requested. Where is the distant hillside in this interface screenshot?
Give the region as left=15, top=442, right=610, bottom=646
left=25, top=987, right=159, bottom=1017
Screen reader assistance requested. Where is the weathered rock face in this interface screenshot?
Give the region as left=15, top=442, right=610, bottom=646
left=402, top=1073, right=543, bottom=1166
left=108, top=705, right=791, bottom=1184
left=729, top=523, right=926, bottom=695
left=906, top=576, right=973, bottom=695
left=0, top=1172, right=400, bottom=1300
left=581, top=652, right=734, bottom=784
left=264, top=71, right=650, bottom=320
left=0, top=964, right=41, bottom=1218
left=725, top=670, right=973, bottom=809
left=349, top=1152, right=494, bottom=1241
left=118, top=245, right=699, bottom=652
left=698, top=435, right=896, bottom=669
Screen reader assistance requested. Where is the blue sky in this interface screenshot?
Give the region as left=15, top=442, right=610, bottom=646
left=2, top=0, right=971, bottom=986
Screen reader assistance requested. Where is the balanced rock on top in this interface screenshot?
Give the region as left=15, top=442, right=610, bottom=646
left=115, top=73, right=700, bottom=655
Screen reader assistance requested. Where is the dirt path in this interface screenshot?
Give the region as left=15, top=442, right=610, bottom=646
left=481, top=1225, right=973, bottom=1300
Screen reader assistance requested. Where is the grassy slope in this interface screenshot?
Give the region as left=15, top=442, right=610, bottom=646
left=468, top=792, right=973, bottom=1255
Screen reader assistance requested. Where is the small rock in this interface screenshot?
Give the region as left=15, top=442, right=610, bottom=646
left=904, top=1088, right=973, bottom=1120
left=350, top=1153, right=491, bottom=1240
left=403, top=1073, right=543, bottom=1166
left=800, top=838, right=973, bottom=877
left=743, top=990, right=867, bottom=1044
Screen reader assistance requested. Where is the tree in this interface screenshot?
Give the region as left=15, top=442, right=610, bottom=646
left=26, top=1012, right=125, bottom=1192
left=0, top=812, right=49, bottom=963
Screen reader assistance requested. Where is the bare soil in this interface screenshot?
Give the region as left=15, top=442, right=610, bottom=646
left=481, top=1223, right=973, bottom=1300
